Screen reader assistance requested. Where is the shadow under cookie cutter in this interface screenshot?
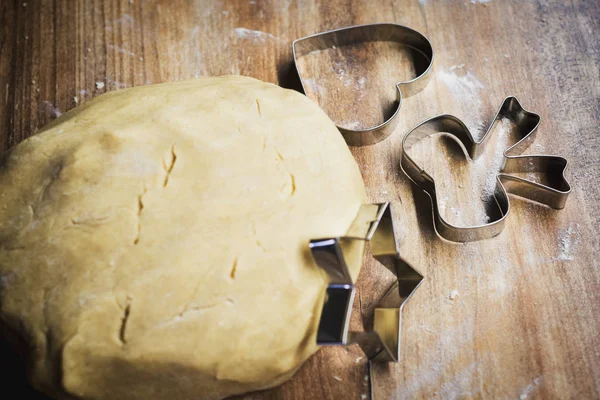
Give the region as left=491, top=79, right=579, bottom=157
left=293, top=23, right=434, bottom=146
left=401, top=96, right=571, bottom=242
left=310, top=202, right=423, bottom=362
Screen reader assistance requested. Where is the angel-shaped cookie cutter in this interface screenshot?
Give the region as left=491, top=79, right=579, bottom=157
left=401, top=96, right=571, bottom=242
left=293, top=23, right=434, bottom=146
left=310, top=202, right=423, bottom=362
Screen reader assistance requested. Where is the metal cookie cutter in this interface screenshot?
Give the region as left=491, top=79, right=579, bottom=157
left=293, top=23, right=434, bottom=146
left=310, top=202, right=423, bottom=362
left=401, top=96, right=571, bottom=242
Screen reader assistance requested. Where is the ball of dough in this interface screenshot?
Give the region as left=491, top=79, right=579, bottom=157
left=0, top=76, right=366, bottom=399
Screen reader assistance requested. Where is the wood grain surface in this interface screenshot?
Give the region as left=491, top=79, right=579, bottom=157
left=1, top=0, right=599, bottom=399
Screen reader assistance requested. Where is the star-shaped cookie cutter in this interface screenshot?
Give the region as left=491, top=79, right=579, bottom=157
left=293, top=23, right=434, bottom=146
left=401, top=96, right=571, bottom=242
left=310, top=202, right=423, bottom=362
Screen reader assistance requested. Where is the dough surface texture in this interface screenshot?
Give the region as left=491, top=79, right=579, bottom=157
left=0, top=76, right=366, bottom=399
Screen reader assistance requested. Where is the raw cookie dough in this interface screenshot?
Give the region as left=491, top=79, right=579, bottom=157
left=0, top=76, right=367, bottom=400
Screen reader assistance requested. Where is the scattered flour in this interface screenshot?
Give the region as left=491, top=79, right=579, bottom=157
left=234, top=28, right=279, bottom=43
left=403, top=316, right=480, bottom=397
left=421, top=325, right=435, bottom=334
left=189, top=25, right=202, bottom=40
left=519, top=376, right=543, bottom=399
left=532, top=143, right=545, bottom=153
left=437, top=362, right=480, bottom=399
left=436, top=67, right=487, bottom=139
left=332, top=61, right=367, bottom=91
left=449, top=206, right=462, bottom=219
left=340, top=120, right=364, bottom=130
left=113, top=13, right=134, bottom=25
left=437, top=195, right=449, bottom=217
left=187, top=26, right=205, bottom=75
left=42, top=101, right=62, bottom=118
left=554, top=223, right=581, bottom=261
left=107, top=44, right=136, bottom=57
left=448, top=289, right=459, bottom=300
left=357, top=76, right=367, bottom=89
left=302, top=78, right=327, bottom=96
left=478, top=118, right=512, bottom=201
left=106, top=79, right=129, bottom=89
left=277, top=0, right=293, bottom=11
left=487, top=252, right=513, bottom=296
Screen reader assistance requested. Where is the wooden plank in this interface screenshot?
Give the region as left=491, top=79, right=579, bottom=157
left=0, top=0, right=598, bottom=399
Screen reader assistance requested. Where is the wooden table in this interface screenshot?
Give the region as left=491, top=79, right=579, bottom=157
left=1, top=0, right=599, bottom=398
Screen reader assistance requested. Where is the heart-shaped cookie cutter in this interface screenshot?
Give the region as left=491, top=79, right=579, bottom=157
left=310, top=202, right=423, bottom=362
left=401, top=96, right=571, bottom=242
left=293, top=23, right=434, bottom=146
